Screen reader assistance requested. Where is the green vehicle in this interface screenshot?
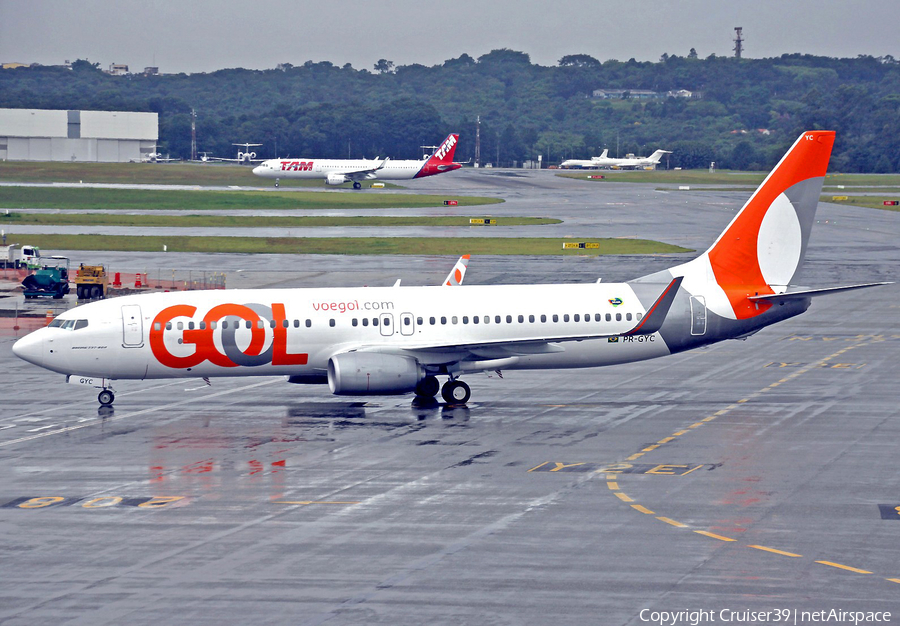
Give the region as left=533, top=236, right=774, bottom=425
left=22, top=256, right=71, bottom=300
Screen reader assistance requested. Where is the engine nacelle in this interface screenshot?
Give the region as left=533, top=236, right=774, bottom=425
left=326, top=173, right=349, bottom=186
left=327, top=352, right=423, bottom=395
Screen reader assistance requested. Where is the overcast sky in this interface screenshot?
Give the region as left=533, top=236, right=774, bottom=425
left=2, top=0, right=898, bottom=74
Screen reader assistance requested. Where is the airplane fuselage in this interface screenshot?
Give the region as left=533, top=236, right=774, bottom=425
left=252, top=157, right=459, bottom=181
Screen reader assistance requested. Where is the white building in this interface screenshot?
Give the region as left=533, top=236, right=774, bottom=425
left=0, top=108, right=158, bottom=162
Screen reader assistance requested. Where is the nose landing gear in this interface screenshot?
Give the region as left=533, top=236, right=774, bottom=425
left=98, top=389, right=115, bottom=406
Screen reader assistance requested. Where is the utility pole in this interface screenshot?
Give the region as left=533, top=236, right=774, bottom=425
left=190, top=108, right=197, bottom=162
left=734, top=27, right=744, bottom=59
left=475, top=115, right=481, bottom=168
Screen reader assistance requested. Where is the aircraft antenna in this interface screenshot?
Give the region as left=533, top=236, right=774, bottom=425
left=734, top=27, right=744, bottom=59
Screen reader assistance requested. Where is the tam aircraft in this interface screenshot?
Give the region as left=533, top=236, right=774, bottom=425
left=252, top=134, right=463, bottom=189
left=13, top=131, right=887, bottom=407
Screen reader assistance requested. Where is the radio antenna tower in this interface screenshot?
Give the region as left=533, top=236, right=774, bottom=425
left=733, top=27, right=744, bottom=59
left=475, top=115, right=481, bottom=168
left=190, top=108, right=197, bottom=162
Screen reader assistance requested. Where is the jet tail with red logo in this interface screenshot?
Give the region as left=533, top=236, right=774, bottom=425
left=415, top=134, right=463, bottom=178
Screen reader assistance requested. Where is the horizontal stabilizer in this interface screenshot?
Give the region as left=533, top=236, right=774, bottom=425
left=747, top=282, right=892, bottom=302
left=624, top=276, right=683, bottom=336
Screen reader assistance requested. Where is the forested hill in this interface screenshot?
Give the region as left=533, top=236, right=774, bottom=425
left=3, top=50, right=900, bottom=171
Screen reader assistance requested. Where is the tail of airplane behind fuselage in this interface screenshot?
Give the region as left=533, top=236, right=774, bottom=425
left=634, top=131, right=853, bottom=349
left=416, top=134, right=462, bottom=177
left=648, top=149, right=672, bottom=163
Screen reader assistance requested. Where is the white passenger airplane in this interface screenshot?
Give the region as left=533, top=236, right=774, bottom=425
left=560, top=149, right=609, bottom=169
left=251, top=134, right=462, bottom=189
left=13, top=131, right=887, bottom=407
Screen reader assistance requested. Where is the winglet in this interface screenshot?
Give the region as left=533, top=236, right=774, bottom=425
left=624, top=276, right=683, bottom=336
left=443, top=255, right=470, bottom=286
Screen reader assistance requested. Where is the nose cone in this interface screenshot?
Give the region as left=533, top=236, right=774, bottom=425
left=12, top=330, right=44, bottom=367
left=252, top=164, right=265, bottom=176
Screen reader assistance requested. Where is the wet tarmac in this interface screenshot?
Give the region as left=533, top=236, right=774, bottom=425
left=0, top=172, right=899, bottom=625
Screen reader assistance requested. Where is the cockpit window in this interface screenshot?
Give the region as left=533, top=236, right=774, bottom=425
left=48, top=318, right=89, bottom=330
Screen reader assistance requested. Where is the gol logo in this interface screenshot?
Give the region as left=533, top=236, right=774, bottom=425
left=150, top=303, right=308, bottom=369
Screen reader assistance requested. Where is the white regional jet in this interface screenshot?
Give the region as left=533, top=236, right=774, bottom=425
left=562, top=148, right=671, bottom=170
left=560, top=149, right=609, bottom=169
left=13, top=131, right=887, bottom=407
left=252, top=134, right=462, bottom=189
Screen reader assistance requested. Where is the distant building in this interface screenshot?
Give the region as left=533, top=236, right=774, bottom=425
left=1, top=62, right=30, bottom=70
left=107, top=63, right=129, bottom=75
left=143, top=66, right=159, bottom=76
left=0, top=108, right=158, bottom=163
left=593, top=88, right=699, bottom=100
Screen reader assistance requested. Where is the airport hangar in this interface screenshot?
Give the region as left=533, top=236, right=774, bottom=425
left=0, top=108, right=157, bottom=163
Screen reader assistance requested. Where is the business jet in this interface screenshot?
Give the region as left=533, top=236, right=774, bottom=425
left=596, top=149, right=672, bottom=170
left=13, top=131, right=887, bottom=408
left=252, top=134, right=463, bottom=189
left=560, top=149, right=609, bottom=169
left=206, top=143, right=265, bottom=165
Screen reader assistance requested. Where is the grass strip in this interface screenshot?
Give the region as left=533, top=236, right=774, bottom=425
left=823, top=195, right=900, bottom=211
left=7, top=234, right=691, bottom=256
left=0, top=213, right=558, bottom=228
left=0, top=186, right=503, bottom=211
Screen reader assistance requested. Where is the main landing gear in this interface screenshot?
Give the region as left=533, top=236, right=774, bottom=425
left=352, top=181, right=362, bottom=190
left=414, top=375, right=471, bottom=405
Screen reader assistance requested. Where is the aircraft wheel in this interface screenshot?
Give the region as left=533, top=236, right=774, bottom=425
left=415, top=375, right=440, bottom=398
left=353, top=181, right=362, bottom=190
left=441, top=380, right=470, bottom=405
left=98, top=389, right=115, bottom=406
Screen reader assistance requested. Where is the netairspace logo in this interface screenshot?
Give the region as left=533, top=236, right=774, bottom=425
left=638, top=608, right=892, bottom=625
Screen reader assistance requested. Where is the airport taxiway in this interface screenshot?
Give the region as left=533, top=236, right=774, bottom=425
left=0, top=170, right=898, bottom=625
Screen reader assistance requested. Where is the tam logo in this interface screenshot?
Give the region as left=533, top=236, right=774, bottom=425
left=150, top=302, right=308, bottom=369
left=434, top=135, right=457, bottom=160
left=609, top=298, right=623, bottom=307
left=280, top=160, right=314, bottom=171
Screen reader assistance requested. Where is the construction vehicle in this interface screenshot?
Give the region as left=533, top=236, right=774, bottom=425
left=75, top=264, right=108, bottom=299
left=22, top=256, right=70, bottom=300
left=1, top=243, right=41, bottom=269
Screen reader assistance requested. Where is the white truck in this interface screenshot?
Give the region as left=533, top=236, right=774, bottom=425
left=0, top=244, right=41, bottom=269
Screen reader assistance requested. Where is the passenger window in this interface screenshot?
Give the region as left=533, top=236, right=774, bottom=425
left=293, top=319, right=300, bottom=328
left=452, top=316, right=458, bottom=324
left=373, top=318, right=379, bottom=326
left=540, top=314, right=546, bottom=323
left=563, top=314, right=569, bottom=322
left=517, top=315, right=524, bottom=323
left=484, top=316, right=490, bottom=324
left=383, top=318, right=390, bottom=326
left=352, top=319, right=358, bottom=327
left=329, top=319, right=335, bottom=327
left=528, top=315, right=535, bottom=323
left=404, top=317, right=411, bottom=326
left=495, top=316, right=501, bottom=324
left=616, top=313, right=622, bottom=321
left=210, top=321, right=217, bottom=330
left=585, top=313, right=590, bottom=321
left=199, top=321, right=206, bottom=330
left=306, top=319, right=312, bottom=328
left=441, top=316, right=447, bottom=325
left=153, top=322, right=161, bottom=331
left=177, top=322, right=184, bottom=330
left=506, top=315, right=512, bottom=323
left=74, top=319, right=88, bottom=330
left=258, top=320, right=265, bottom=329
left=282, top=319, right=288, bottom=328
left=462, top=316, right=469, bottom=324
left=166, top=322, right=172, bottom=330
left=362, top=318, right=369, bottom=326
left=188, top=321, right=195, bottom=330
left=637, top=313, right=643, bottom=320
left=574, top=314, right=580, bottom=322
left=595, top=313, right=601, bottom=322
left=473, top=316, right=479, bottom=324
left=430, top=317, right=436, bottom=325
left=626, top=313, right=632, bottom=321
left=553, top=314, right=559, bottom=323
left=605, top=313, right=612, bottom=322
left=417, top=317, right=423, bottom=325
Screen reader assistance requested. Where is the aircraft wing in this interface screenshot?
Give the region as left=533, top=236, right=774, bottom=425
left=343, top=158, right=390, bottom=181
left=349, top=277, right=682, bottom=366
left=206, top=156, right=266, bottom=163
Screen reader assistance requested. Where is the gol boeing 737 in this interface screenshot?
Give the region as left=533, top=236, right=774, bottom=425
left=252, top=133, right=463, bottom=189
left=13, top=131, right=886, bottom=407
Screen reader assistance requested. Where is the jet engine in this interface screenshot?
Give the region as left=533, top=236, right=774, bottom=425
left=327, top=352, right=423, bottom=395
left=326, top=173, right=349, bottom=186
